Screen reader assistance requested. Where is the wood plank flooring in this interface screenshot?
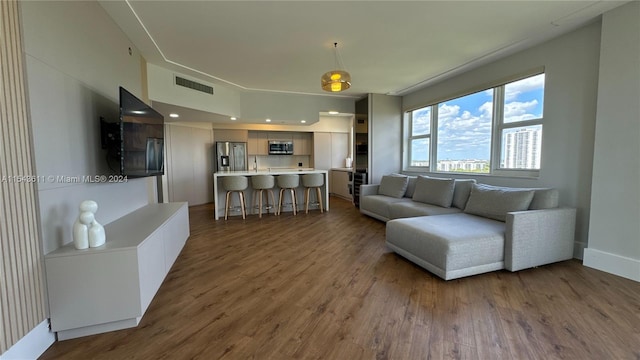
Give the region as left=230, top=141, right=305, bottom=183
left=40, top=197, right=640, bottom=359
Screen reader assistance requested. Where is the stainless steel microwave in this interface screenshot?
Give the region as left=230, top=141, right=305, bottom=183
left=268, top=140, right=294, bottom=155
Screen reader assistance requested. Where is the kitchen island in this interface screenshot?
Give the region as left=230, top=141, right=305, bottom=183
left=213, top=169, right=329, bottom=220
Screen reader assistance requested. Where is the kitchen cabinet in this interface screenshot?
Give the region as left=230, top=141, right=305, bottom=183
left=313, top=132, right=350, bottom=170
left=330, top=169, right=352, bottom=200
left=293, top=132, right=312, bottom=155
left=268, top=131, right=292, bottom=141
left=248, top=131, right=268, bottom=155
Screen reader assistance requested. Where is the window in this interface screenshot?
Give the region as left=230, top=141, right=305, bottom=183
left=405, top=72, right=545, bottom=176
left=408, top=107, right=431, bottom=167
left=498, top=74, right=545, bottom=170
left=436, top=90, right=493, bottom=174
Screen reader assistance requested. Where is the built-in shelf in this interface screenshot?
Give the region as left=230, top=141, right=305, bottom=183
left=44, top=202, right=190, bottom=340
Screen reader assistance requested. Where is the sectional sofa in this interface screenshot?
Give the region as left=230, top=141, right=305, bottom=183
left=360, top=175, right=576, bottom=280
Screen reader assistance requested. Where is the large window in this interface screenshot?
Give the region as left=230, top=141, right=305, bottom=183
left=406, top=72, right=545, bottom=176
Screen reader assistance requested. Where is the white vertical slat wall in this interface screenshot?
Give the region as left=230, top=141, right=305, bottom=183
left=0, top=1, right=46, bottom=354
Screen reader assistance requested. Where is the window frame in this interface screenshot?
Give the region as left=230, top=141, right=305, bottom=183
left=405, top=107, right=434, bottom=171
left=403, top=71, right=545, bottom=178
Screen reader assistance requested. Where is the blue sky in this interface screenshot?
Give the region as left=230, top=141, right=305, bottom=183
left=412, top=74, right=544, bottom=161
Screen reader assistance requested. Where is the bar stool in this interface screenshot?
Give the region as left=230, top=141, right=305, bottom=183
left=251, top=175, right=276, bottom=218
left=277, top=174, right=299, bottom=215
left=222, top=176, right=248, bottom=220
left=302, top=173, right=324, bottom=214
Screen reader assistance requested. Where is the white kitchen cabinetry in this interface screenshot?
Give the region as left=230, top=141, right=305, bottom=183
left=331, top=169, right=352, bottom=200
left=293, top=132, right=312, bottom=155
left=45, top=202, right=190, bottom=340
left=313, top=132, right=349, bottom=170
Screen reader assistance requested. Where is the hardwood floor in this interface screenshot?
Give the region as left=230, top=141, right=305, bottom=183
left=40, top=197, right=640, bottom=359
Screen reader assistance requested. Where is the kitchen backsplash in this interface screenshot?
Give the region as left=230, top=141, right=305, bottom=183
left=251, top=155, right=311, bottom=170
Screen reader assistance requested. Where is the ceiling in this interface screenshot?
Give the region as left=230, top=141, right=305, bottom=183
left=100, top=0, right=626, bottom=117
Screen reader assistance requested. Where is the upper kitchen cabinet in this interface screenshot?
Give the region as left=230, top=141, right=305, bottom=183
left=293, top=132, right=312, bottom=155
left=268, top=131, right=293, bottom=141
left=248, top=131, right=269, bottom=155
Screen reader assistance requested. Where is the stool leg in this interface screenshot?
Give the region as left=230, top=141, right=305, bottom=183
left=224, top=191, right=231, bottom=220
left=251, top=189, right=257, bottom=215
left=305, top=187, right=311, bottom=214
left=316, top=187, right=324, bottom=213
left=278, top=188, right=284, bottom=215
left=239, top=191, right=246, bottom=219
left=258, top=189, right=264, bottom=218
left=290, top=188, right=297, bottom=215
left=268, top=189, right=276, bottom=215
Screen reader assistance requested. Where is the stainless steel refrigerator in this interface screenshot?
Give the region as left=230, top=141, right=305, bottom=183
left=216, top=142, right=247, bottom=172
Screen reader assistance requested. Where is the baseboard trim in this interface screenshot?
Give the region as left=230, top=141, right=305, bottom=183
left=583, top=248, right=640, bottom=282
left=0, top=319, right=55, bottom=360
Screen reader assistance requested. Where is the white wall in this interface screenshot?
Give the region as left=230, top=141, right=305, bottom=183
left=147, top=63, right=242, bottom=118
left=402, top=21, right=602, bottom=257
left=369, top=94, right=403, bottom=184
left=22, top=1, right=152, bottom=254
left=585, top=1, right=640, bottom=281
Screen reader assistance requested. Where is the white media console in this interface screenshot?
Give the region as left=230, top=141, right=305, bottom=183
left=44, top=202, right=190, bottom=340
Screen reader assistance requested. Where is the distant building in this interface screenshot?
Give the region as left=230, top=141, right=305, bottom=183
left=502, top=127, right=542, bottom=169
left=437, top=159, right=489, bottom=172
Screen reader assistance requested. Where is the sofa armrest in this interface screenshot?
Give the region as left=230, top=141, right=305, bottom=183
left=360, top=184, right=380, bottom=197
left=504, top=208, right=576, bottom=272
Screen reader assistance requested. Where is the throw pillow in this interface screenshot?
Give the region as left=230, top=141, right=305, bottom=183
left=412, top=176, right=455, bottom=207
left=451, top=179, right=477, bottom=209
left=464, top=183, right=535, bottom=221
left=404, top=176, right=418, bottom=198
left=378, top=175, right=409, bottom=198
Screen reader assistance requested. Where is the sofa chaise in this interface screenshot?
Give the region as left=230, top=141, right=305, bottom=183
left=360, top=175, right=576, bottom=280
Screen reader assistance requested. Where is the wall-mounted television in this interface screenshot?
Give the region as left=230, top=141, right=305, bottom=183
left=101, top=87, right=165, bottom=178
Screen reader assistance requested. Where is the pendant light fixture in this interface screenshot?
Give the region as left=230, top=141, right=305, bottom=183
left=321, top=42, right=351, bottom=92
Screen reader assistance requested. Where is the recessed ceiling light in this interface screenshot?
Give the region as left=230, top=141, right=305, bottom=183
left=301, top=120, right=306, bottom=124
left=266, top=118, right=271, bottom=123
left=328, top=111, right=339, bottom=115
left=169, top=113, right=179, bottom=118
left=230, top=117, right=237, bottom=121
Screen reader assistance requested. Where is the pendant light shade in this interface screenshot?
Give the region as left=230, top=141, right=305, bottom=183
left=321, top=43, right=351, bottom=92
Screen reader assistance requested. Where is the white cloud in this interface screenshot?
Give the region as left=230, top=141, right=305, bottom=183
left=505, top=74, right=545, bottom=101
left=504, top=99, right=539, bottom=122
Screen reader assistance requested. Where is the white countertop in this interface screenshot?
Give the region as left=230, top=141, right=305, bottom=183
left=214, top=169, right=327, bottom=177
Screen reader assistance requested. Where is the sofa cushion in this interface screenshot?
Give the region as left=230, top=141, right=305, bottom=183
left=404, top=176, right=418, bottom=198
left=386, top=213, right=505, bottom=277
left=378, top=175, right=409, bottom=198
left=360, top=195, right=409, bottom=221
left=463, top=184, right=534, bottom=221
left=452, top=179, right=477, bottom=209
left=529, top=188, right=559, bottom=209
left=389, top=201, right=462, bottom=219
left=412, top=176, right=455, bottom=207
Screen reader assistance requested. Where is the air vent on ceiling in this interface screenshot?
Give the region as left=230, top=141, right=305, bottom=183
left=175, top=76, right=214, bottom=95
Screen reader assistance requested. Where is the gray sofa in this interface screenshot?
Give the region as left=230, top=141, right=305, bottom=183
left=360, top=175, right=576, bottom=280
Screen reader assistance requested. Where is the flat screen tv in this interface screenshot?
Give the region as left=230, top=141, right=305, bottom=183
left=102, top=87, right=165, bottom=178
